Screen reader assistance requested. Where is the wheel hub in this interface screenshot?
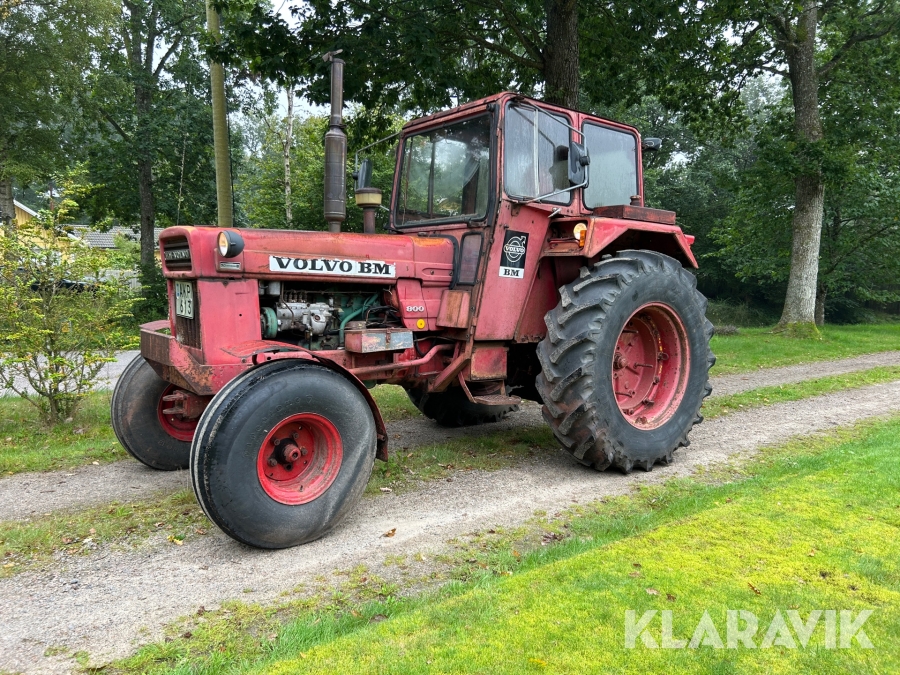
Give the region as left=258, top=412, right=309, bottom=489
left=257, top=413, right=343, bottom=505
left=612, top=303, right=689, bottom=430
left=156, top=385, right=202, bottom=442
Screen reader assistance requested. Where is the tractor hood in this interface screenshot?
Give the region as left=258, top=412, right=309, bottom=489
left=158, top=226, right=456, bottom=287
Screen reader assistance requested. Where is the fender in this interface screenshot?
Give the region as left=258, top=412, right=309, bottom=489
left=250, top=345, right=389, bottom=461
left=584, top=217, right=698, bottom=268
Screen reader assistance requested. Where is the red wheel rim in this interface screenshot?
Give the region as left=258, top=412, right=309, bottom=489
left=256, top=413, right=343, bottom=505
left=157, top=384, right=199, bottom=442
left=612, top=303, right=690, bottom=430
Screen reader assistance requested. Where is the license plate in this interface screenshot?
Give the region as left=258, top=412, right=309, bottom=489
left=174, top=281, right=194, bottom=319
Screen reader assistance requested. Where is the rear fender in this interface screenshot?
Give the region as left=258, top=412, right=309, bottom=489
left=252, top=348, right=388, bottom=461
left=585, top=219, right=697, bottom=268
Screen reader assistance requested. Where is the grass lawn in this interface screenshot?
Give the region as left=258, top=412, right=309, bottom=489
left=710, top=323, right=900, bottom=375
left=0, top=385, right=418, bottom=476
left=109, top=416, right=900, bottom=675
left=0, top=392, right=126, bottom=474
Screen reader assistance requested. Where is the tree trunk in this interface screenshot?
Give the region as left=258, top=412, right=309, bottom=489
left=137, top=156, right=156, bottom=269
left=207, top=1, right=233, bottom=227
left=777, top=2, right=824, bottom=335
left=283, top=87, right=294, bottom=228
left=544, top=0, right=579, bottom=108
left=0, top=177, right=14, bottom=237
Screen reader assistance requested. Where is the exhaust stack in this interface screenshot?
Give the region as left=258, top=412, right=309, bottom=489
left=323, top=51, right=347, bottom=233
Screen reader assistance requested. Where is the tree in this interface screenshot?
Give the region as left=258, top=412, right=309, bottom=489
left=0, top=174, right=135, bottom=423
left=712, top=32, right=900, bottom=324
left=0, top=0, right=116, bottom=231
left=212, top=0, right=686, bottom=115
left=659, top=0, right=900, bottom=334
left=237, top=110, right=400, bottom=232
left=86, top=0, right=215, bottom=269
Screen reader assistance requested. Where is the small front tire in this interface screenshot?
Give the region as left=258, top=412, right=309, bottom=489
left=191, top=361, right=376, bottom=549
left=110, top=355, right=195, bottom=470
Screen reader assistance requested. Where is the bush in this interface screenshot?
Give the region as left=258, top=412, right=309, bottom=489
left=0, top=211, right=136, bottom=424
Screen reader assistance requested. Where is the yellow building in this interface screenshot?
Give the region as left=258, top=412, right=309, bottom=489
left=13, top=199, right=37, bottom=226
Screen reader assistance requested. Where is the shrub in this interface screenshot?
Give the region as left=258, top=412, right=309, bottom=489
left=0, top=209, right=136, bottom=424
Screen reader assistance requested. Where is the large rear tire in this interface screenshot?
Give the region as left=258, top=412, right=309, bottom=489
left=110, top=355, right=195, bottom=470
left=191, top=360, right=376, bottom=549
left=406, top=386, right=517, bottom=428
left=536, top=250, right=714, bottom=472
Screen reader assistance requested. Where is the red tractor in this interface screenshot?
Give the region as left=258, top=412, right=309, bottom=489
left=111, top=58, right=714, bottom=549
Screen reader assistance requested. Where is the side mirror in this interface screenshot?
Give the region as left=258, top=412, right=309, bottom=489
left=353, top=158, right=373, bottom=189
left=568, top=141, right=590, bottom=185
left=641, top=138, right=663, bottom=152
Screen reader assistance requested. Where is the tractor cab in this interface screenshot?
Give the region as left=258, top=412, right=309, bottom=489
left=355, top=93, right=651, bottom=231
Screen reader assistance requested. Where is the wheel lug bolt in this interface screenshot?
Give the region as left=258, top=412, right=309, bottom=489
left=300, top=447, right=309, bottom=456
left=267, top=457, right=277, bottom=467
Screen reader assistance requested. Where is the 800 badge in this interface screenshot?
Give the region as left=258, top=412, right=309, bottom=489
left=499, top=230, right=528, bottom=279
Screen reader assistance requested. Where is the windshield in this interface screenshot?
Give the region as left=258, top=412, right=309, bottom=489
left=396, top=115, right=491, bottom=227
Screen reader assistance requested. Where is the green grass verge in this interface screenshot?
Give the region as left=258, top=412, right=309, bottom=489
left=710, top=323, right=900, bottom=375
left=105, top=417, right=900, bottom=675
left=368, top=385, right=420, bottom=423
left=0, top=392, right=126, bottom=475
left=0, top=385, right=418, bottom=477
left=703, top=365, right=900, bottom=419
left=365, top=425, right=555, bottom=495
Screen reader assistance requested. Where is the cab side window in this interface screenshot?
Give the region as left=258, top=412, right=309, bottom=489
left=582, top=123, right=639, bottom=208
left=504, top=105, right=571, bottom=204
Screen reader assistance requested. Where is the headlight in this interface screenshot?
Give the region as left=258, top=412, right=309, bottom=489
left=217, top=230, right=245, bottom=258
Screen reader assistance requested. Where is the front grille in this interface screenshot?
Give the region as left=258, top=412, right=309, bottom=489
left=162, top=236, right=192, bottom=271
left=174, top=281, right=201, bottom=348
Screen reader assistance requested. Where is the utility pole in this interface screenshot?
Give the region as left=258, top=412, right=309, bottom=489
left=283, top=85, right=294, bottom=228
left=206, top=1, right=233, bottom=227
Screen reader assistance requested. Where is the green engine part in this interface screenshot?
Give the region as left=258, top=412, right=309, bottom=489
left=260, top=307, right=278, bottom=339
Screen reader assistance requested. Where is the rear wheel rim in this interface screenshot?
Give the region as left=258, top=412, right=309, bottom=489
left=612, top=302, right=690, bottom=430
left=256, top=413, right=343, bottom=505
left=157, top=384, right=199, bottom=442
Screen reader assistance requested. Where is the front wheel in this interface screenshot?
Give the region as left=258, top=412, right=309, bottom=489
left=536, top=250, right=714, bottom=472
left=110, top=355, right=196, bottom=470
left=191, top=361, right=376, bottom=549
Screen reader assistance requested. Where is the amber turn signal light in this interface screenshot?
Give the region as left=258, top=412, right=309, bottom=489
left=573, top=222, right=587, bottom=248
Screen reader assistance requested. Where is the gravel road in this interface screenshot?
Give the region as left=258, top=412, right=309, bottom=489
left=3, top=350, right=899, bottom=523
left=708, top=350, right=900, bottom=396
left=1, top=355, right=899, bottom=673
